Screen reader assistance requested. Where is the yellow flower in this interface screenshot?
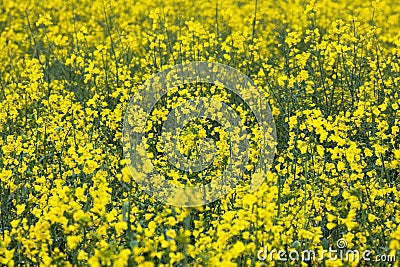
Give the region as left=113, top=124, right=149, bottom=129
left=326, top=223, right=337, bottom=230
left=16, top=204, right=25, bottom=215
left=67, top=236, right=82, bottom=250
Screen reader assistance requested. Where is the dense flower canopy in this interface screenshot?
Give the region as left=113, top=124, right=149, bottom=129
left=0, top=0, right=399, bottom=266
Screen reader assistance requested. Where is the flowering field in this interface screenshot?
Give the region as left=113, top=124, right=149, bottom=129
left=1, top=0, right=400, bottom=266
